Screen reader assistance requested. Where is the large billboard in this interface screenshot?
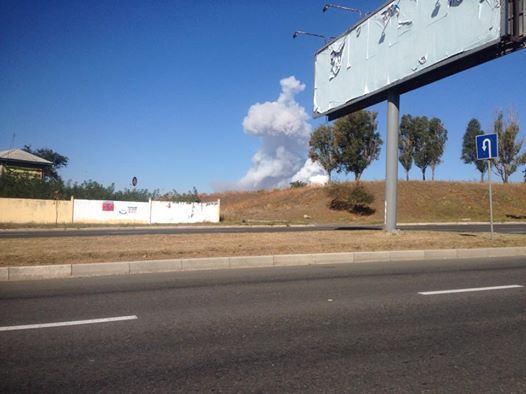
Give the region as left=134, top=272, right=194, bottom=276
left=314, top=0, right=524, bottom=120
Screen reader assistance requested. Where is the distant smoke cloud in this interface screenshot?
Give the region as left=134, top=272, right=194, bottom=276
left=291, top=159, right=329, bottom=185
left=236, top=76, right=328, bottom=190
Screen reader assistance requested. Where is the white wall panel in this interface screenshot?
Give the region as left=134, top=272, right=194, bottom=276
left=150, top=201, right=220, bottom=224
left=73, top=200, right=150, bottom=224
left=73, top=199, right=220, bottom=224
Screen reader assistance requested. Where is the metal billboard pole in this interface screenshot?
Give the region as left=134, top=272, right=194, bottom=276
left=384, top=91, right=400, bottom=232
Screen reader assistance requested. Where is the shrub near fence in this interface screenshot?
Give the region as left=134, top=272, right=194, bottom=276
left=0, top=197, right=220, bottom=225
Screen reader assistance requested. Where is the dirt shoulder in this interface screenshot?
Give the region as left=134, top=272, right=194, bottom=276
left=2, top=230, right=525, bottom=267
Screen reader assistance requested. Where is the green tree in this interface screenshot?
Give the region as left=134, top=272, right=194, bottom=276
left=333, top=110, right=382, bottom=181
left=461, top=118, right=486, bottom=182
left=0, top=172, right=63, bottom=199
left=428, top=117, right=448, bottom=181
left=412, top=116, right=447, bottom=181
left=308, top=124, right=338, bottom=182
left=492, top=111, right=526, bottom=183
left=398, top=114, right=416, bottom=181
left=412, top=116, right=432, bottom=180
left=22, top=145, right=69, bottom=181
left=64, top=180, right=116, bottom=200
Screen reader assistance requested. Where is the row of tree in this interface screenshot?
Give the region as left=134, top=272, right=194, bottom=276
left=309, top=109, right=525, bottom=183
left=0, top=146, right=202, bottom=201
left=398, top=115, right=447, bottom=181
left=309, top=109, right=447, bottom=182
left=2, top=110, right=524, bottom=203
left=0, top=172, right=202, bottom=202
left=0, top=174, right=153, bottom=201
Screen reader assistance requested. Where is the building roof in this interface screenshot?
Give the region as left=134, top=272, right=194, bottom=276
left=0, top=149, right=52, bottom=165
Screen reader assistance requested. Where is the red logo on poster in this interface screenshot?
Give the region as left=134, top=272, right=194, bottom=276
left=102, top=201, right=114, bottom=211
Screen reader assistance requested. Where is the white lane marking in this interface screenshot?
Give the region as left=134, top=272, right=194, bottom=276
left=0, top=315, right=138, bottom=332
left=418, top=285, right=523, bottom=295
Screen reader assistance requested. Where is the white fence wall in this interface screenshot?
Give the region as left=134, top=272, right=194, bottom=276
left=151, top=201, right=220, bottom=224
left=73, top=199, right=220, bottom=224
left=73, top=200, right=150, bottom=224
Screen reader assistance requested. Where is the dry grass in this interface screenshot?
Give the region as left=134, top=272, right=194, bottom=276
left=206, top=181, right=526, bottom=224
left=3, top=182, right=525, bottom=267
left=2, top=230, right=525, bottom=266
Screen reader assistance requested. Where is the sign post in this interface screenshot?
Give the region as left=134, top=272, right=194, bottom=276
left=476, top=134, right=498, bottom=239
left=488, top=159, right=494, bottom=238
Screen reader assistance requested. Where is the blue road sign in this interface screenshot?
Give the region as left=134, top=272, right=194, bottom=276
left=476, top=134, right=498, bottom=160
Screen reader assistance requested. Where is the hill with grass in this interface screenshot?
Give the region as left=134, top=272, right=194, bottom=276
left=206, top=181, right=526, bottom=225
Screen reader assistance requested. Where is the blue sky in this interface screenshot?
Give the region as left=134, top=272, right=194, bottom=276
left=1, top=0, right=525, bottom=193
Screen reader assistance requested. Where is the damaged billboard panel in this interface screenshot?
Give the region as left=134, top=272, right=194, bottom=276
left=313, top=0, right=522, bottom=120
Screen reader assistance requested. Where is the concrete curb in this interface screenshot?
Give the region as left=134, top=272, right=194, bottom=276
left=2, top=247, right=526, bottom=282
left=8, top=265, right=71, bottom=281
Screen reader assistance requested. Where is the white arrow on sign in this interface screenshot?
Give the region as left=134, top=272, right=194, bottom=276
left=482, top=138, right=491, bottom=154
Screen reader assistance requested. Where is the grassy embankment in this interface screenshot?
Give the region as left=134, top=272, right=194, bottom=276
left=210, top=181, right=526, bottom=225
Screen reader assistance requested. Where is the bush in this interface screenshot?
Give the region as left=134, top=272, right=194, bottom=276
left=63, top=180, right=158, bottom=201
left=158, top=187, right=201, bottom=203
left=290, top=181, right=307, bottom=189
left=326, top=183, right=375, bottom=215
left=0, top=172, right=63, bottom=199
left=347, top=184, right=374, bottom=206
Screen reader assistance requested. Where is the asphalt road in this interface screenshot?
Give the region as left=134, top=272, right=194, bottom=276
left=1, top=222, right=526, bottom=238
left=1, top=257, right=525, bottom=393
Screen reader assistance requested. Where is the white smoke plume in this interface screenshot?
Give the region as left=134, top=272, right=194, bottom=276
left=291, top=159, right=329, bottom=185
left=237, top=76, right=328, bottom=190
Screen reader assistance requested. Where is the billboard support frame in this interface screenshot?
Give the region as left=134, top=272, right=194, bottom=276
left=384, top=91, right=399, bottom=233
left=313, top=0, right=525, bottom=233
